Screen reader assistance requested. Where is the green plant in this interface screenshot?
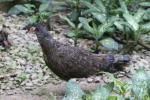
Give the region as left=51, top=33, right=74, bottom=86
left=63, top=80, right=84, bottom=100
left=79, top=17, right=119, bottom=53
left=7, top=0, right=51, bottom=24
left=60, top=15, right=82, bottom=46
left=28, top=1, right=51, bottom=24
left=15, top=73, right=26, bottom=84
left=63, top=68, right=150, bottom=100
left=80, top=0, right=150, bottom=51
left=8, top=3, right=35, bottom=15
left=65, top=0, right=81, bottom=25
left=79, top=0, right=122, bottom=52
left=113, top=0, right=150, bottom=51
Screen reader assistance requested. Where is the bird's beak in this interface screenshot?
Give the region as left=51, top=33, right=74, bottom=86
left=25, top=27, right=36, bottom=33
left=23, top=24, right=36, bottom=33
left=28, top=27, right=36, bottom=33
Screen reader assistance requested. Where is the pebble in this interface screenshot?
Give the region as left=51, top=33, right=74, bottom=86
left=7, top=91, right=15, bottom=95
left=94, top=76, right=101, bottom=83
left=25, top=68, right=33, bottom=74
left=26, top=82, right=33, bottom=87
left=31, top=73, right=38, bottom=80
left=87, top=78, right=93, bottom=83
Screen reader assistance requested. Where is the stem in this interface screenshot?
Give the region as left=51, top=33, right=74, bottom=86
left=74, top=28, right=79, bottom=46
left=76, top=0, right=80, bottom=10
left=95, top=39, right=100, bottom=53
left=91, top=0, right=95, bottom=4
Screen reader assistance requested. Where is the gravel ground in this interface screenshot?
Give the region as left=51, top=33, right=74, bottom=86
left=0, top=12, right=150, bottom=99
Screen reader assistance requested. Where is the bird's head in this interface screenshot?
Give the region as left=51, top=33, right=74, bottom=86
left=23, top=23, right=43, bottom=33
left=23, top=23, right=51, bottom=39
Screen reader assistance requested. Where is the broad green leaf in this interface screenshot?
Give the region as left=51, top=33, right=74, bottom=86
left=81, top=0, right=100, bottom=13
left=79, top=17, right=94, bottom=34
left=81, top=0, right=107, bottom=23
left=123, top=13, right=139, bottom=31
left=77, top=23, right=82, bottom=29
left=106, top=96, right=118, bottom=100
left=8, top=5, right=34, bottom=15
left=114, top=79, right=128, bottom=96
left=92, top=82, right=114, bottom=100
left=140, top=2, right=150, bottom=8
left=92, top=13, right=107, bottom=23
left=114, top=21, right=124, bottom=31
left=68, top=10, right=80, bottom=22
left=95, top=0, right=106, bottom=13
left=24, top=4, right=35, bottom=9
left=60, top=15, right=75, bottom=28
left=143, top=9, right=150, bottom=21
left=132, top=68, right=149, bottom=85
left=38, top=0, right=49, bottom=3
left=134, top=9, right=145, bottom=23
left=141, top=23, right=150, bottom=33
left=98, top=22, right=113, bottom=38
left=131, top=68, right=150, bottom=99
left=39, top=3, right=49, bottom=12
left=66, top=31, right=76, bottom=38
left=0, top=0, right=14, bottom=3
left=63, top=80, right=84, bottom=100
left=119, top=0, right=129, bottom=14
left=28, top=15, right=38, bottom=24
left=100, top=38, right=119, bottom=50
left=8, top=5, right=27, bottom=15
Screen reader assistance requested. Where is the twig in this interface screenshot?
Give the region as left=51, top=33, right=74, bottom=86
left=138, top=41, right=150, bottom=51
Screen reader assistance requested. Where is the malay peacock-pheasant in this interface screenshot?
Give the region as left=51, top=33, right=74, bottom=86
left=24, top=23, right=130, bottom=80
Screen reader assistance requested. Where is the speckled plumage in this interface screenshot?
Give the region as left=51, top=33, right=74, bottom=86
left=30, top=23, right=129, bottom=80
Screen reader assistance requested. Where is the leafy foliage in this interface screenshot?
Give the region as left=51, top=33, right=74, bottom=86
left=64, top=68, right=150, bottom=100
left=60, top=0, right=150, bottom=52
left=8, top=4, right=35, bottom=15
left=7, top=0, right=51, bottom=24
left=15, top=72, right=26, bottom=84
left=28, top=1, right=50, bottom=24
left=5, top=0, right=150, bottom=52
left=63, top=80, right=84, bottom=100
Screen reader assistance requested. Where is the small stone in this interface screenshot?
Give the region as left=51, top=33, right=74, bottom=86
left=26, top=82, right=33, bottom=87
left=94, top=76, right=101, bottom=83
left=31, top=73, right=37, bottom=80
left=19, top=59, right=26, bottom=65
left=25, top=87, right=33, bottom=90
left=7, top=91, right=14, bottom=95
left=43, top=75, right=49, bottom=80
left=25, top=68, right=33, bottom=74
left=32, top=79, right=39, bottom=85
left=87, top=78, right=93, bottom=83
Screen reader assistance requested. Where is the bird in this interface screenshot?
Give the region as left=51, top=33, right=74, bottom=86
left=0, top=25, right=11, bottom=48
left=24, top=23, right=130, bottom=80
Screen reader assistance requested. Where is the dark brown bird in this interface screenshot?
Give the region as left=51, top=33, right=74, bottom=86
left=0, top=25, right=11, bottom=48
left=25, top=23, right=129, bottom=80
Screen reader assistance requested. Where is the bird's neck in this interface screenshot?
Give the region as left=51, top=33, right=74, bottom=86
left=35, top=30, right=57, bottom=56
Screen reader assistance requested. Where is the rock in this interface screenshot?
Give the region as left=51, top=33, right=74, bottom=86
left=25, top=67, right=33, bottom=74
left=25, top=87, right=34, bottom=90
left=31, top=73, right=38, bottom=80
left=94, top=76, right=101, bottom=83
left=7, top=91, right=15, bottom=95
left=87, top=78, right=93, bottom=83
left=25, top=82, right=33, bottom=87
